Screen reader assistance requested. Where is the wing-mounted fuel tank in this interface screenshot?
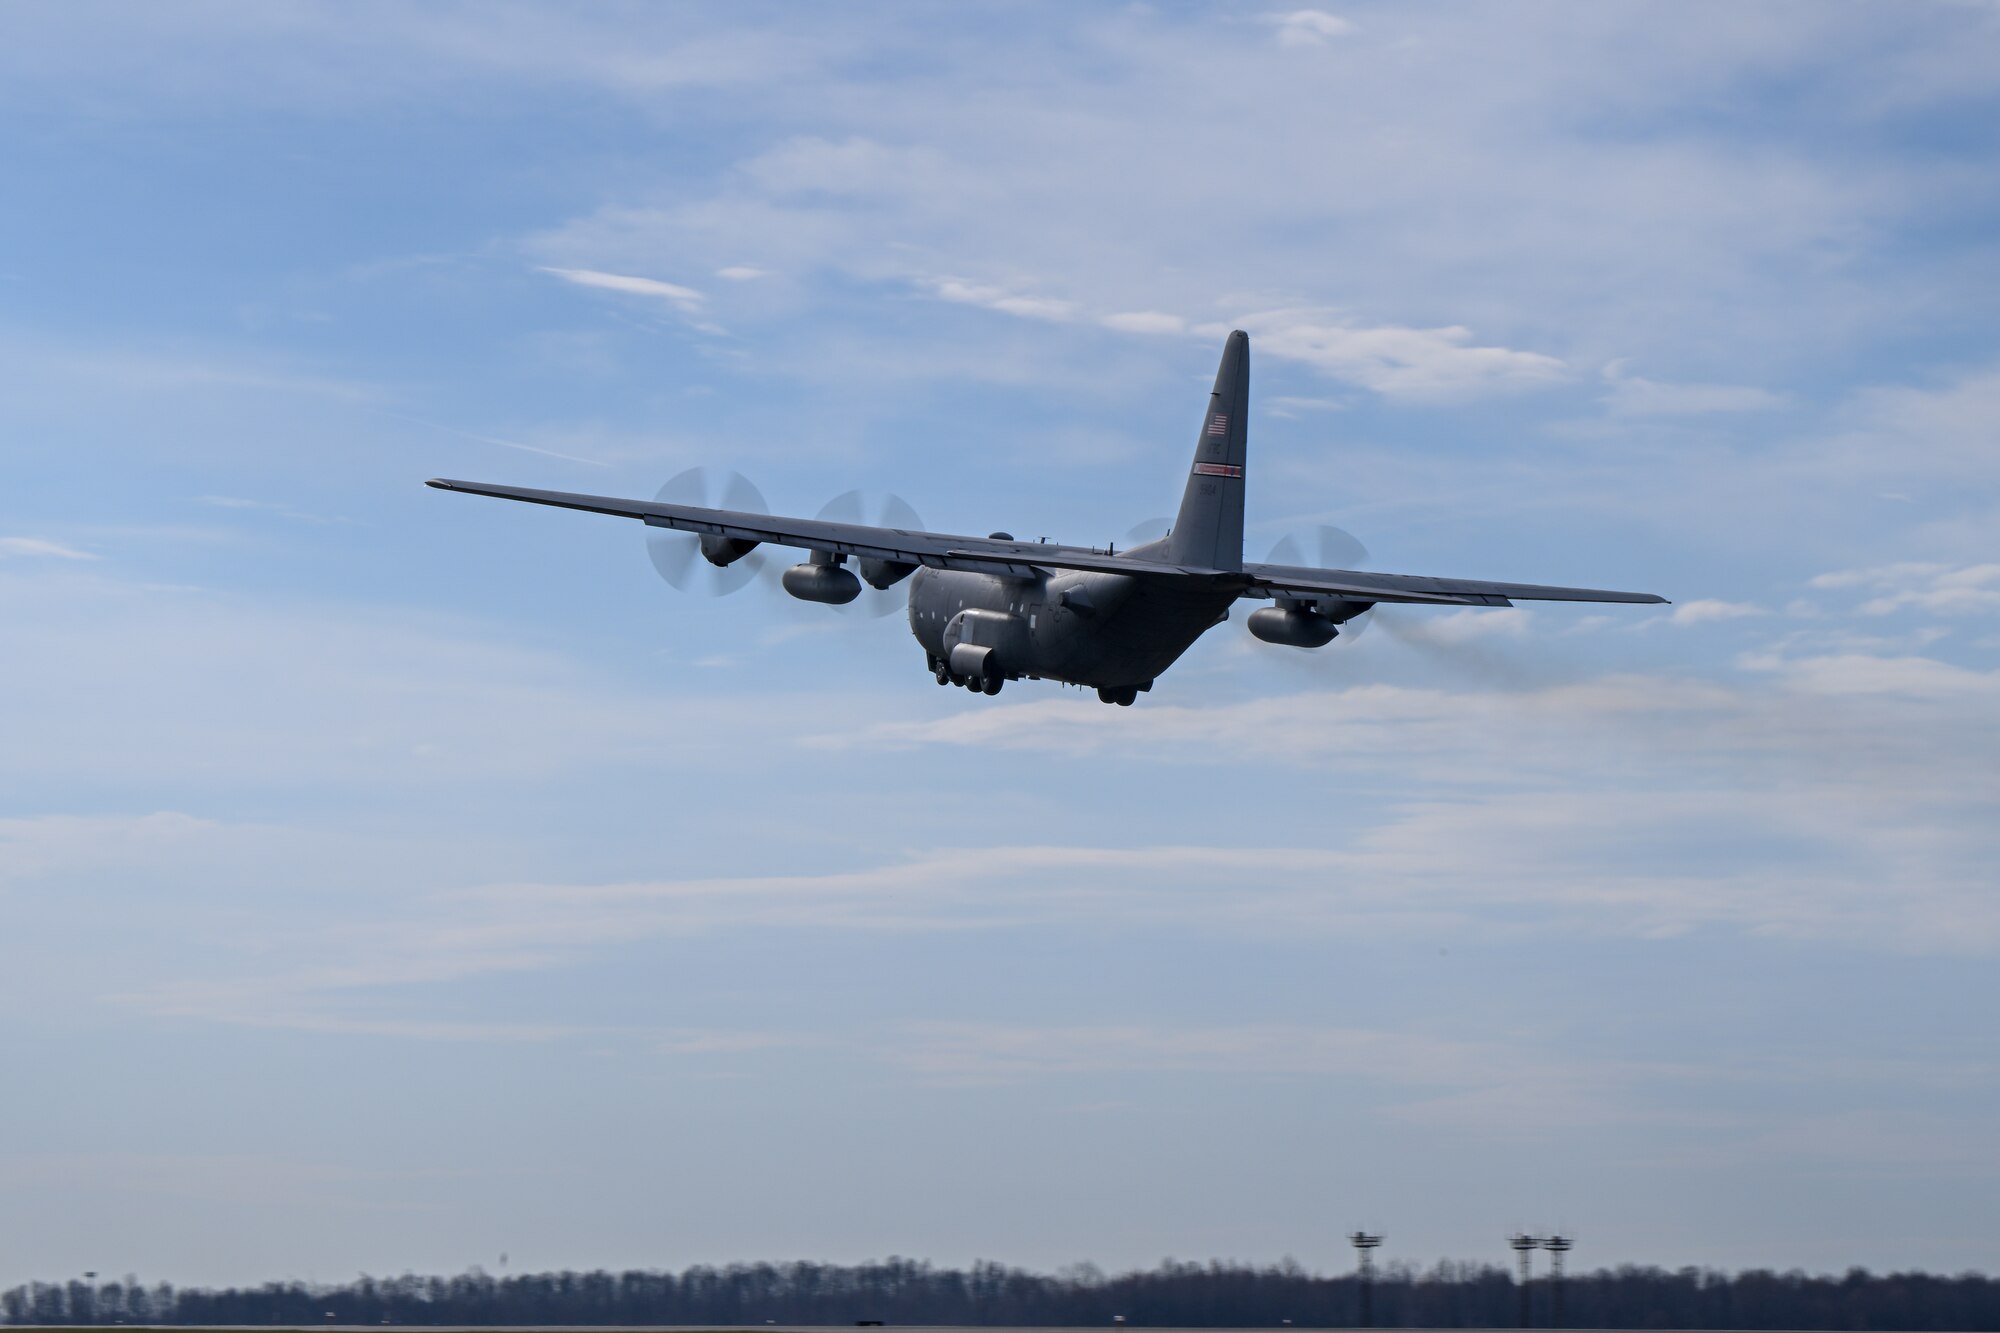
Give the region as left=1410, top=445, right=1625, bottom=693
left=1247, top=598, right=1373, bottom=648
left=1247, top=605, right=1337, bottom=647
left=943, top=607, right=1031, bottom=681
left=782, top=551, right=863, bottom=605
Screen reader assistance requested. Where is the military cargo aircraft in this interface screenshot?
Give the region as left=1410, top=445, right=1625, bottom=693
left=429, top=331, right=1665, bottom=705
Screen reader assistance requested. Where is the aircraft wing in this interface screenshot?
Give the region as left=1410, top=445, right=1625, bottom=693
left=427, top=480, right=1669, bottom=606
left=425, top=479, right=1220, bottom=580
left=1243, top=561, right=1668, bottom=607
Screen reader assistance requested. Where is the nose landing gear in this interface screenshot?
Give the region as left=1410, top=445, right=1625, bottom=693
left=1097, top=685, right=1137, bottom=706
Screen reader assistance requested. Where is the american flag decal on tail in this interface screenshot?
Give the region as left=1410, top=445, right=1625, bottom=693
left=1192, top=461, right=1242, bottom=478
left=1206, top=414, right=1229, bottom=437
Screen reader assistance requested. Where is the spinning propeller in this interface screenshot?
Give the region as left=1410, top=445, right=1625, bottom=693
left=1122, top=517, right=1172, bottom=550
left=645, top=468, right=772, bottom=596
left=1263, top=522, right=1376, bottom=640
left=643, top=470, right=925, bottom=616
left=814, top=489, right=927, bottom=617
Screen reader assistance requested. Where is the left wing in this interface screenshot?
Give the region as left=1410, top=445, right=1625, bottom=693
left=426, top=479, right=1218, bottom=581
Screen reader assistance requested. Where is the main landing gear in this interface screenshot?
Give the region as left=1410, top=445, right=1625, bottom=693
left=931, top=658, right=1002, bottom=695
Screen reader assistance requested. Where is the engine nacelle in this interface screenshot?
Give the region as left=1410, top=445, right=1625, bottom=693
left=781, top=562, right=862, bottom=604
left=1247, top=605, right=1339, bottom=648
left=858, top=557, right=916, bottom=590
left=699, top=533, right=759, bottom=568
left=1320, top=598, right=1374, bottom=624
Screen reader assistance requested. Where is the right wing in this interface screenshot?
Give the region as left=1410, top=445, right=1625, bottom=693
left=1243, top=560, right=1668, bottom=607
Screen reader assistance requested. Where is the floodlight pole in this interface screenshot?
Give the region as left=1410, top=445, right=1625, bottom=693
left=1509, top=1235, right=1542, bottom=1329
left=1543, top=1236, right=1572, bottom=1328
left=1348, top=1232, right=1383, bottom=1327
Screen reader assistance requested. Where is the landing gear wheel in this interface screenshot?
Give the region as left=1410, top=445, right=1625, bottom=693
left=1097, top=686, right=1138, bottom=706
left=982, top=677, right=1002, bottom=696
left=935, top=665, right=951, bottom=685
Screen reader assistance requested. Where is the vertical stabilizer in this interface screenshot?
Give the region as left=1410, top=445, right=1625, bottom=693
left=1166, top=330, right=1248, bottom=571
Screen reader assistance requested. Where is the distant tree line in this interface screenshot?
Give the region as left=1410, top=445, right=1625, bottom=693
left=6, top=1258, right=1999, bottom=1329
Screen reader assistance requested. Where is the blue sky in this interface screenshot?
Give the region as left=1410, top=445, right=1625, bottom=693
left=3, top=0, right=1999, bottom=1287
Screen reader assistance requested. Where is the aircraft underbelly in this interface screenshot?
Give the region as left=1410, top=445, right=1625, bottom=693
left=908, top=567, right=1230, bottom=689
left=1070, top=577, right=1231, bottom=686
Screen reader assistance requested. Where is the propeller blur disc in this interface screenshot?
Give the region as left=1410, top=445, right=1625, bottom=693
left=816, top=489, right=926, bottom=618
left=1265, top=523, right=1375, bottom=639
left=645, top=467, right=771, bottom=597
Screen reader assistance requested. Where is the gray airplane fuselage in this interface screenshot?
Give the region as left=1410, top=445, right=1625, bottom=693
left=905, top=551, right=1233, bottom=692
left=903, top=327, right=1259, bottom=698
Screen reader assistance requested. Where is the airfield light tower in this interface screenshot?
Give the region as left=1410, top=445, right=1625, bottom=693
left=1348, top=1232, right=1384, bottom=1327
left=1508, top=1235, right=1543, bottom=1329
left=1543, top=1235, right=1573, bottom=1328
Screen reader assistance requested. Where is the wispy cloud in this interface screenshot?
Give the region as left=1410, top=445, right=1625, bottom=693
left=1101, top=310, right=1186, bottom=335
left=369, top=408, right=610, bottom=466
left=1813, top=365, right=2000, bottom=485
left=197, top=495, right=354, bottom=526
left=106, top=774, right=2000, bottom=1044
left=915, top=287, right=1566, bottom=399
left=0, top=536, right=95, bottom=560
left=1215, top=310, right=1568, bottom=398
left=1392, top=606, right=1535, bottom=645
left=1741, top=650, right=2000, bottom=699
left=0, top=565, right=794, bottom=791
left=1266, top=395, right=1345, bottom=418
left=1263, top=10, right=1355, bottom=48
left=877, top=1023, right=1871, bottom=1138
left=1671, top=599, right=1764, bottom=625
left=1812, top=562, right=2000, bottom=616
left=1603, top=362, right=1787, bottom=416
left=540, top=265, right=706, bottom=313
left=931, top=278, right=1079, bottom=323
left=740, top=135, right=959, bottom=199
left=890, top=1021, right=1524, bottom=1084
left=0, top=330, right=375, bottom=401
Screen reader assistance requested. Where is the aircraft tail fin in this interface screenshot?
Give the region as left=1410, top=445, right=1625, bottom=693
left=1166, top=330, right=1248, bottom=572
